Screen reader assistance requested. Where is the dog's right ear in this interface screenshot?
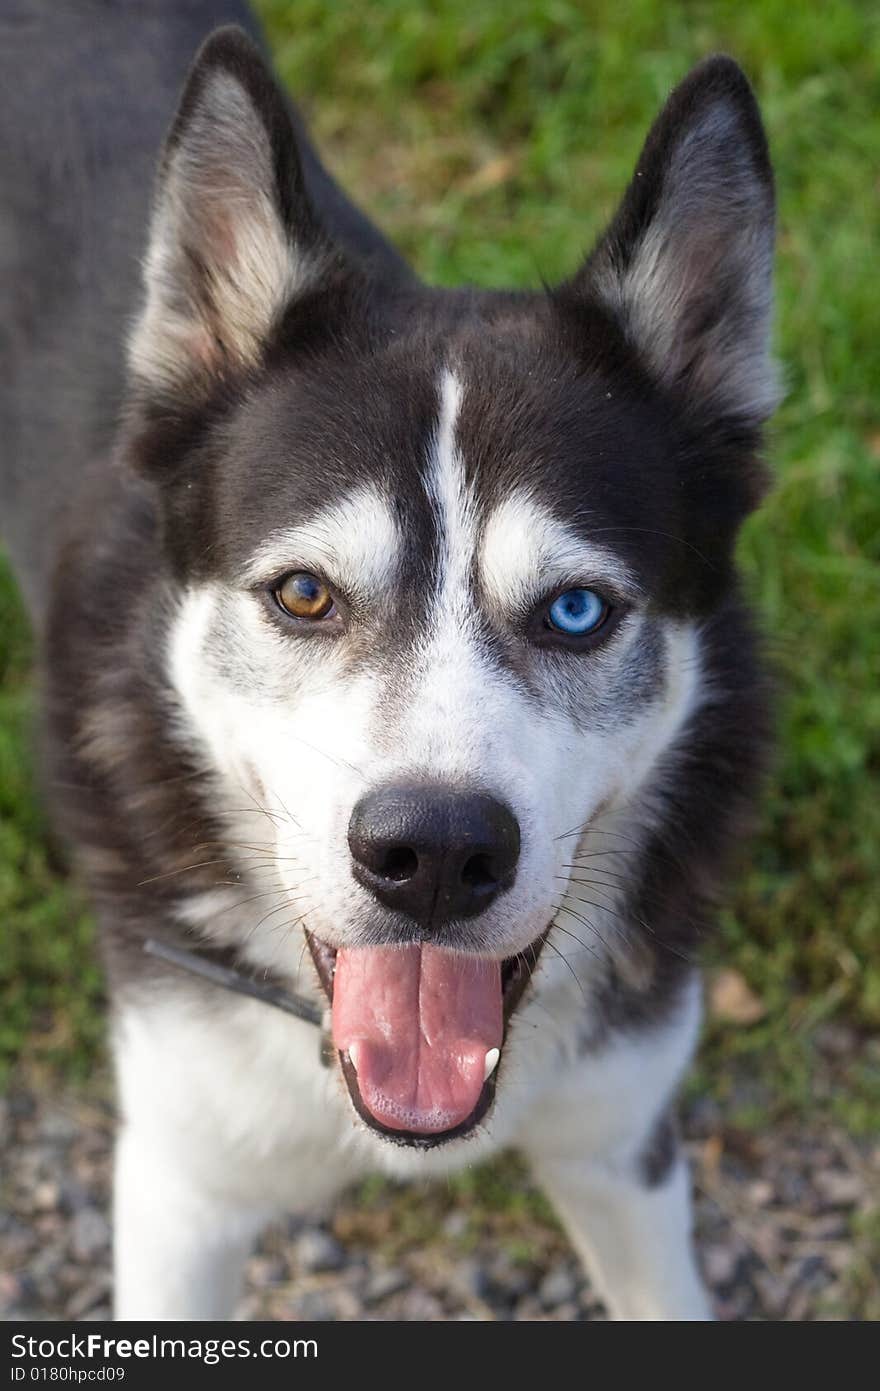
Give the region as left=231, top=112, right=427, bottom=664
left=129, top=27, right=335, bottom=401
left=567, top=56, right=778, bottom=434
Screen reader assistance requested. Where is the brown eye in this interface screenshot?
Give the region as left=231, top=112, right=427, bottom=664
left=274, top=572, right=336, bottom=621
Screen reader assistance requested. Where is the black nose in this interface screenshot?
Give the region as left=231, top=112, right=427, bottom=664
left=348, top=784, right=520, bottom=925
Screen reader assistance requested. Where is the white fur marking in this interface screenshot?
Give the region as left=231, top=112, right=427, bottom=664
left=244, top=484, right=401, bottom=600
left=425, top=370, right=476, bottom=629
left=481, top=490, right=643, bottom=616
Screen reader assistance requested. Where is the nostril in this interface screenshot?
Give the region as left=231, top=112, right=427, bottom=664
left=349, top=784, right=520, bottom=924
left=461, top=852, right=498, bottom=892
left=378, top=846, right=418, bottom=883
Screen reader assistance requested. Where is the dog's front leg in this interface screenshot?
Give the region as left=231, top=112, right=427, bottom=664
left=109, top=993, right=358, bottom=1320
left=114, top=1120, right=268, bottom=1321
left=110, top=1000, right=279, bottom=1321
left=520, top=977, right=712, bottom=1320
left=529, top=1135, right=712, bottom=1321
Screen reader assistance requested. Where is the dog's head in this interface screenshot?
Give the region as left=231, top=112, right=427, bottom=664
left=126, top=28, right=776, bottom=1147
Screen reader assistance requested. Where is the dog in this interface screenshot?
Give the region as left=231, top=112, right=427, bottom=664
left=0, top=1, right=777, bottom=1320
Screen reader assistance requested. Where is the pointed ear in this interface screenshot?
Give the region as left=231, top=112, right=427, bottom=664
left=572, top=56, right=778, bottom=428
left=129, top=27, right=331, bottom=399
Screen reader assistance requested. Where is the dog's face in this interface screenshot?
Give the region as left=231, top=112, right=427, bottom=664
left=127, top=30, right=775, bottom=1146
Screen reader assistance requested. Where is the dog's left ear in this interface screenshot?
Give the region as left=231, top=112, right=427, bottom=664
left=129, top=26, right=337, bottom=400
left=571, top=56, right=778, bottom=429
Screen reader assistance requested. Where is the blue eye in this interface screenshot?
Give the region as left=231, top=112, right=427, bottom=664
left=546, top=588, right=608, bottom=636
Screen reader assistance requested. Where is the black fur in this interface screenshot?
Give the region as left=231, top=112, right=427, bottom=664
left=638, top=1110, right=680, bottom=1189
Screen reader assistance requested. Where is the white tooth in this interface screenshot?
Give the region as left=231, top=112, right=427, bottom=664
left=483, top=1047, right=500, bottom=1081
left=348, top=1043, right=360, bottom=1074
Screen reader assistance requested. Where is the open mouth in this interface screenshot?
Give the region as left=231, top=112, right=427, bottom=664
left=306, top=931, right=547, bottom=1148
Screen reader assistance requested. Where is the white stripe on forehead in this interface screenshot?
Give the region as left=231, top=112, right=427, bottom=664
left=243, top=482, right=400, bottom=597
left=480, top=491, right=643, bottom=616
left=389, top=367, right=489, bottom=781
left=425, top=369, right=477, bottom=620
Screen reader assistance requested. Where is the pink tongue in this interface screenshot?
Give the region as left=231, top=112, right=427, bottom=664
left=332, top=944, right=502, bottom=1134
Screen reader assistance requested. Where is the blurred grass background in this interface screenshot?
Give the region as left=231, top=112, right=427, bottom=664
left=1, top=0, right=878, bottom=1132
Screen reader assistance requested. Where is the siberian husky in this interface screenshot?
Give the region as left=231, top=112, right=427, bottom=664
left=0, top=1, right=776, bottom=1320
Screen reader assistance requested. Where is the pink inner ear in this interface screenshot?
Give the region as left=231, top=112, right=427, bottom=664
left=182, top=323, right=223, bottom=373
left=179, top=195, right=267, bottom=370
left=680, top=218, right=728, bottom=285
left=201, top=195, right=242, bottom=265
left=639, top=212, right=737, bottom=384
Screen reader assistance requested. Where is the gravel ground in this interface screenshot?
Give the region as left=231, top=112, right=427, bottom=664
left=2, top=1074, right=878, bottom=1322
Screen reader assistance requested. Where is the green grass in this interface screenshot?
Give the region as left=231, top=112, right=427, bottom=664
left=1, top=0, right=878, bottom=1121
left=0, top=574, right=104, bottom=1084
